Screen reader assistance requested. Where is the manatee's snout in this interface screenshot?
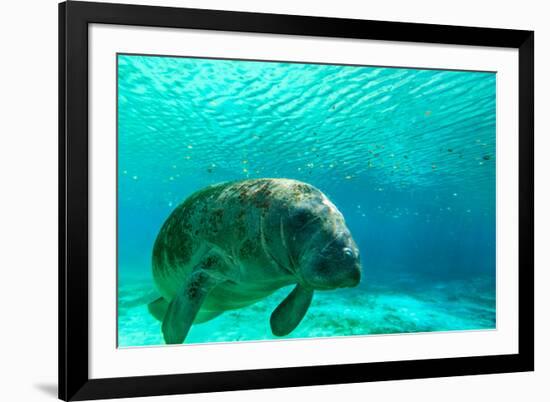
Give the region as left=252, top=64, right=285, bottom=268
left=337, top=246, right=361, bottom=288
left=301, top=233, right=362, bottom=290
left=337, top=246, right=361, bottom=287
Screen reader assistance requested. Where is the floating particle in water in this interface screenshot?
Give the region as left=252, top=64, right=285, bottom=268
left=357, top=204, right=361, bottom=209
left=122, top=170, right=127, bottom=175
left=390, top=153, right=395, bottom=158
left=448, top=148, right=453, bottom=153
left=446, top=206, right=452, bottom=211
left=466, top=209, right=471, bottom=213
left=207, top=168, right=213, bottom=173
left=242, top=160, right=248, bottom=164
left=242, top=168, right=248, bottom=173
left=132, top=175, right=138, bottom=180
left=479, top=161, right=484, bottom=165
left=306, top=162, right=314, bottom=168
left=345, top=175, right=353, bottom=180
left=252, top=135, right=261, bottom=139
left=187, top=144, right=193, bottom=149
left=184, top=156, right=191, bottom=160
left=377, top=187, right=384, bottom=192
left=432, top=164, right=437, bottom=170
left=329, top=163, right=334, bottom=168
left=169, top=176, right=174, bottom=181
left=168, top=201, right=173, bottom=207
left=453, top=193, right=458, bottom=197
left=361, top=213, right=366, bottom=217
left=482, top=154, right=492, bottom=161
left=172, top=165, right=177, bottom=169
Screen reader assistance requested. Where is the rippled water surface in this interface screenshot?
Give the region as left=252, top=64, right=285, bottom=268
left=117, top=54, right=496, bottom=347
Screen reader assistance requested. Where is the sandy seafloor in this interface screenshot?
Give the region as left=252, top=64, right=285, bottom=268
left=118, top=273, right=496, bottom=347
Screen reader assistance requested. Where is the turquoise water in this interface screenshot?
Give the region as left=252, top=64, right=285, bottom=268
left=117, top=54, right=496, bottom=347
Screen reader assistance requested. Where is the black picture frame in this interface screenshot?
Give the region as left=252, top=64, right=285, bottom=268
left=59, top=1, right=534, bottom=400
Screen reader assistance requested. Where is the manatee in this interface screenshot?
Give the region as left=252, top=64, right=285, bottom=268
left=148, top=178, right=362, bottom=344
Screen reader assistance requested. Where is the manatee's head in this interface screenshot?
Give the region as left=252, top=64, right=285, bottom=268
left=285, top=185, right=362, bottom=290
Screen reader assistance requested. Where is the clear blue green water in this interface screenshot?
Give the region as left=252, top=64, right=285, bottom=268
left=117, top=54, right=496, bottom=347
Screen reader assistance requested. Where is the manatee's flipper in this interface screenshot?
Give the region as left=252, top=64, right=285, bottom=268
left=162, top=271, right=218, bottom=344
left=270, top=284, right=314, bottom=337
left=148, top=297, right=168, bottom=321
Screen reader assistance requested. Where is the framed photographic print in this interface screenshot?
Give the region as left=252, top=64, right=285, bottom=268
left=59, top=1, right=534, bottom=400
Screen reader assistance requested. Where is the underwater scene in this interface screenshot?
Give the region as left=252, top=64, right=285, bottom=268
left=117, top=54, right=496, bottom=347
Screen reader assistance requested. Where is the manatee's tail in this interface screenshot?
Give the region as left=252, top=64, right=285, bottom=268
left=148, top=297, right=169, bottom=321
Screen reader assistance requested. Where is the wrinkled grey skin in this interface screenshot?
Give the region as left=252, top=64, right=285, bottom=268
left=149, top=178, right=361, bottom=344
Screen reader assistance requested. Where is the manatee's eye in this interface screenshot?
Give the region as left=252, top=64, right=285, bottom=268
left=343, top=247, right=354, bottom=258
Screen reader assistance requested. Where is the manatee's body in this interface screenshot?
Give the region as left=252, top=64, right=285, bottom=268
left=148, top=178, right=361, bottom=344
